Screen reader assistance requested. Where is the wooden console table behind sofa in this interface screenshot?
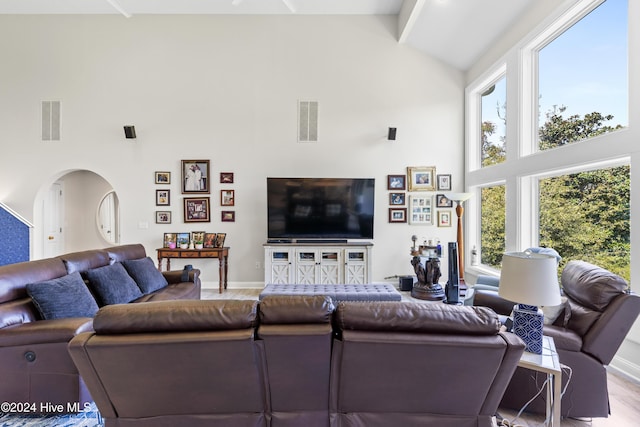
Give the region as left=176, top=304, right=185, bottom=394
left=157, top=247, right=229, bottom=293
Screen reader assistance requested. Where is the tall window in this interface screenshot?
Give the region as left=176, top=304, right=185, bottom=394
left=480, top=185, right=505, bottom=268
left=466, top=0, right=630, bottom=278
left=481, top=76, right=506, bottom=166
left=539, top=165, right=630, bottom=280
left=537, top=0, right=627, bottom=150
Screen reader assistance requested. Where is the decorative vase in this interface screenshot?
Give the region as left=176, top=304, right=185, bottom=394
left=180, top=243, right=188, bottom=249
left=168, top=242, right=176, bottom=249
left=195, top=243, right=203, bottom=250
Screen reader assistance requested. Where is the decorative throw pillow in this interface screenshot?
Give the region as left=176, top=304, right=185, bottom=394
left=121, top=257, right=168, bottom=294
left=85, top=262, right=143, bottom=305
left=543, top=296, right=570, bottom=326
left=26, top=271, right=99, bottom=320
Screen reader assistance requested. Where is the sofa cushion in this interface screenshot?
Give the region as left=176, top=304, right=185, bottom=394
left=337, top=301, right=501, bottom=335
left=85, top=262, right=143, bottom=305
left=121, top=257, right=168, bottom=294
left=26, top=272, right=99, bottom=320
left=93, top=300, right=258, bottom=334
left=562, top=260, right=627, bottom=311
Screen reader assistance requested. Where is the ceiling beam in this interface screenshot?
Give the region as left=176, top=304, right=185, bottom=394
left=398, top=0, right=425, bottom=43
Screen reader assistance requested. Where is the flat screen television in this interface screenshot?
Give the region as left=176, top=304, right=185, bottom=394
left=267, top=177, right=375, bottom=241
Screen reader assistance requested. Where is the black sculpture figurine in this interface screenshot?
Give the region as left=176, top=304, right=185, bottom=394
left=410, top=256, right=445, bottom=301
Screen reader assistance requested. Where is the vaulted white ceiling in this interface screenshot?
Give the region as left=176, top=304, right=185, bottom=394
left=0, top=0, right=536, bottom=70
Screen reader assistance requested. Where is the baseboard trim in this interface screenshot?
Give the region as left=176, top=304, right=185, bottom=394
left=609, top=355, right=640, bottom=384
left=201, top=281, right=264, bottom=290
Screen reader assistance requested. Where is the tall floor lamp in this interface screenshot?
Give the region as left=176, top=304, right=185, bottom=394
left=443, top=192, right=473, bottom=287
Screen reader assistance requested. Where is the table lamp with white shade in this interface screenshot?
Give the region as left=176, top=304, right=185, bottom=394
left=498, top=251, right=562, bottom=354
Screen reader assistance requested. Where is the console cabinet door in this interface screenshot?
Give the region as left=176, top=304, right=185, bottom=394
left=319, top=249, right=342, bottom=284
left=266, top=249, right=293, bottom=284
left=344, top=249, right=367, bottom=284
left=295, top=250, right=317, bottom=284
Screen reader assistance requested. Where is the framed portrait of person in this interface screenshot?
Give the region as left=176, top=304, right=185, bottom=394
left=181, top=160, right=210, bottom=194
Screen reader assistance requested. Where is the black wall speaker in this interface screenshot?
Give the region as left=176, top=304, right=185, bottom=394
left=124, top=125, right=136, bottom=139
left=388, top=127, right=397, bottom=140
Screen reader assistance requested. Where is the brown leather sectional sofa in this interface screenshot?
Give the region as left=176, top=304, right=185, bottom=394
left=0, top=244, right=201, bottom=411
left=69, top=295, right=525, bottom=427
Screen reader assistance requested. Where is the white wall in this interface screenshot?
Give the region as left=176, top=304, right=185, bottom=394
left=0, top=14, right=464, bottom=287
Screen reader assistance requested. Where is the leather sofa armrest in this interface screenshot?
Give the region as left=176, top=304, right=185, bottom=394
left=162, top=268, right=201, bottom=284
left=0, top=318, right=93, bottom=347
left=473, top=289, right=516, bottom=316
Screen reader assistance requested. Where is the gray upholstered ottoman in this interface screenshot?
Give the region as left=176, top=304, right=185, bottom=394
left=259, top=283, right=402, bottom=302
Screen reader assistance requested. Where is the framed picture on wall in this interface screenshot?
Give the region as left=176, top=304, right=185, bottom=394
left=387, top=175, right=406, bottom=190
left=155, top=211, right=171, bottom=224
left=184, top=197, right=210, bottom=222
left=155, top=171, right=171, bottom=184
left=409, top=195, right=433, bottom=225
left=389, top=193, right=405, bottom=206
left=407, top=166, right=436, bottom=191
left=437, top=210, right=452, bottom=227
left=181, top=160, right=210, bottom=194
left=220, top=190, right=235, bottom=206
left=436, top=194, right=453, bottom=208
left=221, top=211, right=235, bottom=222
left=156, top=189, right=170, bottom=206
left=388, top=208, right=407, bottom=223
left=220, top=172, right=234, bottom=184
left=437, top=174, right=452, bottom=191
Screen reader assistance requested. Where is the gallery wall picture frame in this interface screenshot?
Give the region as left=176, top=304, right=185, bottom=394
left=156, top=189, right=170, bottom=206
left=215, top=233, right=227, bottom=248
left=181, top=159, right=210, bottom=194
left=437, top=174, right=452, bottom=191
left=409, top=195, right=433, bottom=225
left=220, top=172, right=234, bottom=184
left=407, top=166, right=436, bottom=191
left=155, top=171, right=171, bottom=184
left=156, top=211, right=171, bottom=224
left=436, top=194, right=453, bottom=208
left=221, top=211, right=235, bottom=222
left=220, top=189, right=235, bottom=206
left=184, top=197, right=211, bottom=222
left=387, top=174, right=406, bottom=190
left=163, top=233, right=177, bottom=248
left=438, top=210, right=452, bottom=227
left=388, top=208, right=407, bottom=223
left=389, top=192, right=405, bottom=206
left=204, top=233, right=217, bottom=248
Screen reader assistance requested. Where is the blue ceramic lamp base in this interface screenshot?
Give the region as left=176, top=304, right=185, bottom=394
left=513, top=304, right=544, bottom=354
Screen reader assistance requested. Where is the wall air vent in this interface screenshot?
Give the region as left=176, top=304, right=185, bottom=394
left=42, top=101, right=61, bottom=141
left=298, top=100, right=318, bottom=143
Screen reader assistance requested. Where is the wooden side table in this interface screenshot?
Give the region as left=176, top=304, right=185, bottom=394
left=517, top=335, right=562, bottom=426
left=156, top=247, right=229, bottom=294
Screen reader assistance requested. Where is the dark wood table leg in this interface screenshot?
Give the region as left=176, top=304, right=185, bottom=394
left=157, top=256, right=163, bottom=272
left=223, top=253, right=228, bottom=290
left=218, top=253, right=225, bottom=294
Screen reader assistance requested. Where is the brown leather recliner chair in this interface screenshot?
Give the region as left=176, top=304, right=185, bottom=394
left=474, top=260, right=640, bottom=418
left=330, top=301, right=525, bottom=427
left=69, top=300, right=266, bottom=427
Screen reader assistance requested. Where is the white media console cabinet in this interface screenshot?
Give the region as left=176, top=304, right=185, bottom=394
left=263, top=242, right=373, bottom=285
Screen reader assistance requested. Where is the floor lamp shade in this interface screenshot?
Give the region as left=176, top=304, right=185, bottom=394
left=499, top=252, right=561, bottom=353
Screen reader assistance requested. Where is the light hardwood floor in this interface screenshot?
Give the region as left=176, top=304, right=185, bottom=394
left=204, top=288, right=640, bottom=426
